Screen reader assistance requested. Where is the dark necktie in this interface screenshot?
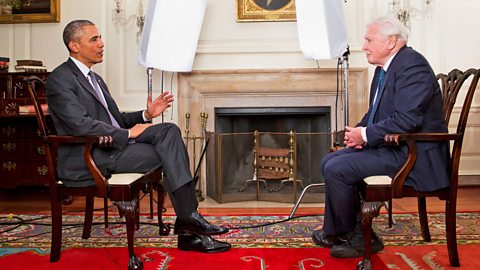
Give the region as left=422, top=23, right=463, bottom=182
left=367, top=68, right=385, bottom=126
left=88, top=71, right=120, bottom=128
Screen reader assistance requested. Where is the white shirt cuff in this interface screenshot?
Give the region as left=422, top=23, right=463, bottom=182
left=361, top=127, right=368, bottom=143
left=142, top=110, right=149, bottom=122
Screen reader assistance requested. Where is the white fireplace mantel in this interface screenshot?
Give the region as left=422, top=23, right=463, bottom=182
left=178, top=68, right=369, bottom=136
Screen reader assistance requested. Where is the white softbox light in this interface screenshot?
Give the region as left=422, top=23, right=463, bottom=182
left=138, top=0, right=207, bottom=72
left=296, top=0, right=348, bottom=60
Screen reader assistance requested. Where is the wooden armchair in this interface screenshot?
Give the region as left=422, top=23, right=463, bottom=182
left=357, top=68, right=480, bottom=270
left=26, top=76, right=170, bottom=270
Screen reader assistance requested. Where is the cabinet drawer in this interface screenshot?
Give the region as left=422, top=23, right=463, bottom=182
left=0, top=120, right=32, bottom=139
left=0, top=160, right=49, bottom=186
left=1, top=141, right=27, bottom=158
left=1, top=160, right=28, bottom=179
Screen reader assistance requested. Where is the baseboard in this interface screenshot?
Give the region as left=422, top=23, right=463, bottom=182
left=459, top=175, right=480, bottom=187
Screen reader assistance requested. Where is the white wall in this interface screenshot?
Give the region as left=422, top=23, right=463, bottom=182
left=1, top=0, right=479, bottom=176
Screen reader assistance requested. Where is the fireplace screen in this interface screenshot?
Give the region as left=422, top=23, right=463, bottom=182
left=206, top=106, right=332, bottom=203
left=206, top=131, right=333, bottom=203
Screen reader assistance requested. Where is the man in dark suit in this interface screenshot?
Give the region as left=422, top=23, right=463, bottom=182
left=46, top=20, right=230, bottom=253
left=311, top=16, right=450, bottom=258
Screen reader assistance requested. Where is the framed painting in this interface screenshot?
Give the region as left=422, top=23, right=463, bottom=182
left=236, top=0, right=296, bottom=22
left=0, top=0, right=60, bottom=24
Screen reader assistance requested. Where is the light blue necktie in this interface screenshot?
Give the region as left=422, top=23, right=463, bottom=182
left=367, top=68, right=385, bottom=126
left=88, top=71, right=120, bottom=128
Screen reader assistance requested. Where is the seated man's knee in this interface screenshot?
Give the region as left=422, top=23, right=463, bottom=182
left=170, top=123, right=182, bottom=136
left=320, top=155, right=330, bottom=174
left=323, top=160, right=346, bottom=183
left=321, top=152, right=339, bottom=177
left=160, top=122, right=181, bottom=136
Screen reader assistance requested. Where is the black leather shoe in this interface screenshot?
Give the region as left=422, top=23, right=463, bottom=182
left=330, top=229, right=384, bottom=258
left=174, top=212, right=229, bottom=236
left=178, top=234, right=231, bottom=253
left=312, top=229, right=348, bottom=248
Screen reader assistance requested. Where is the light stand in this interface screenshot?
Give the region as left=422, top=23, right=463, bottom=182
left=138, top=0, right=208, bottom=203
left=290, top=47, right=350, bottom=218
left=341, top=47, right=350, bottom=127
left=147, top=68, right=166, bottom=123
left=147, top=67, right=153, bottom=96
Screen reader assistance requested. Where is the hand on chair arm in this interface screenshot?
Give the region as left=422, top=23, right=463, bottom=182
left=43, top=135, right=114, bottom=147
left=384, top=132, right=460, bottom=145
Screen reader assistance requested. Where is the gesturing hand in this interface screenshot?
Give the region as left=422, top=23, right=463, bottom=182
left=145, top=91, right=174, bottom=120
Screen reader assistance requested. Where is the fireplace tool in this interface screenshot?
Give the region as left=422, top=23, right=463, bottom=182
left=183, top=112, right=208, bottom=202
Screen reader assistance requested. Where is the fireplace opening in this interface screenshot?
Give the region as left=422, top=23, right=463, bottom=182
left=215, top=107, right=331, bottom=133
left=206, top=106, right=331, bottom=203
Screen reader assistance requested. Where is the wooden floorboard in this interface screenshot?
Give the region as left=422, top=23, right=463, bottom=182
left=0, top=186, right=478, bottom=215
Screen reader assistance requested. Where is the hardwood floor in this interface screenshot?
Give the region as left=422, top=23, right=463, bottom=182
left=0, top=186, right=478, bottom=215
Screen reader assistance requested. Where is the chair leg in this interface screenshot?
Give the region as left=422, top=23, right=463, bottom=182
left=387, top=198, right=394, bottom=228
left=357, top=201, right=383, bottom=270
left=417, top=197, right=431, bottom=242
left=136, top=201, right=140, bottom=231
left=149, top=189, right=154, bottom=219
left=446, top=199, right=460, bottom=266
left=82, top=196, right=94, bottom=239
left=114, top=199, right=143, bottom=270
left=104, top=196, right=109, bottom=228
left=50, top=197, right=63, bottom=262
left=156, top=180, right=170, bottom=236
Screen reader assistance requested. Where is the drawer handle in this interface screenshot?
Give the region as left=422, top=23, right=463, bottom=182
left=2, top=126, right=16, bottom=136
left=37, top=146, right=45, bottom=155
left=37, top=165, right=48, bottom=176
left=2, top=142, right=16, bottom=152
left=2, top=161, right=16, bottom=171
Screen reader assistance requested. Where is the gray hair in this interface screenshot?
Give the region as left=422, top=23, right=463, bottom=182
left=367, top=16, right=409, bottom=43
left=63, top=20, right=95, bottom=52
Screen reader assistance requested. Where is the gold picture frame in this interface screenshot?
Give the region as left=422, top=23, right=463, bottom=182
left=0, top=0, right=60, bottom=24
left=236, top=0, right=296, bottom=22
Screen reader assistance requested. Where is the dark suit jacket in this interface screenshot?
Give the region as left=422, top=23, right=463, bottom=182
left=46, top=59, right=148, bottom=184
left=357, top=46, right=450, bottom=192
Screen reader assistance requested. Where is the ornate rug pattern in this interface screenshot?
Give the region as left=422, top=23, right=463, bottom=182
left=1, top=212, right=479, bottom=269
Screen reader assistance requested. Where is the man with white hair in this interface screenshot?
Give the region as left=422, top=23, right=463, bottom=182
left=312, top=16, right=450, bottom=258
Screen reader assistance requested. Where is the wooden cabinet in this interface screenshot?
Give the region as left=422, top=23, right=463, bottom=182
left=0, top=72, right=50, bottom=188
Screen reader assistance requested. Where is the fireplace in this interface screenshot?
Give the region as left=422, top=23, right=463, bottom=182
left=206, top=106, right=331, bottom=203
left=177, top=68, right=368, bottom=203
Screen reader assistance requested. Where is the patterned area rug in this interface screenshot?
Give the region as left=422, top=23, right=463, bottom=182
left=0, top=212, right=479, bottom=269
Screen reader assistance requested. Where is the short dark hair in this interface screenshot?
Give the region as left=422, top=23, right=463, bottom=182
left=63, top=20, right=95, bottom=52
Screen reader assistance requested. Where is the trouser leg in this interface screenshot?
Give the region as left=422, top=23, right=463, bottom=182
left=168, top=181, right=198, bottom=219
left=320, top=147, right=402, bottom=236
left=112, top=123, right=198, bottom=219
left=136, top=123, right=193, bottom=192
